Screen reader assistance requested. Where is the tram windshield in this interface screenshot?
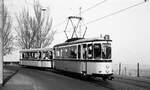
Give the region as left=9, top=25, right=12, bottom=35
left=102, top=43, right=111, bottom=59
left=94, top=43, right=101, bottom=59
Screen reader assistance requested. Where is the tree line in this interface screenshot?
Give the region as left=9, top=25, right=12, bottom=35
left=1, top=0, right=55, bottom=56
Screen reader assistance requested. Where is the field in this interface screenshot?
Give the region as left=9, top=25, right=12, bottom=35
left=113, top=63, right=150, bottom=78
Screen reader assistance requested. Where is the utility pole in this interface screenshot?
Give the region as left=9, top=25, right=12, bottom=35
left=0, top=0, right=4, bottom=85
left=119, top=63, right=121, bottom=75
left=124, top=67, right=126, bottom=76
left=137, top=62, right=140, bottom=77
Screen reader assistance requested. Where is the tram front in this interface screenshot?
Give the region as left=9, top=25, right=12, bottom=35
left=87, top=36, right=113, bottom=80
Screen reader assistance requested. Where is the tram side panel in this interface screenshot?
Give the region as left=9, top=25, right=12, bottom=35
left=20, top=60, right=41, bottom=67
left=86, top=62, right=113, bottom=76
left=20, top=60, right=52, bottom=68
left=41, top=60, right=52, bottom=68
left=54, top=60, right=86, bottom=74
left=53, top=60, right=113, bottom=77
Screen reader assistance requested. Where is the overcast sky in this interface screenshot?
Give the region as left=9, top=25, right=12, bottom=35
left=4, top=0, right=150, bottom=64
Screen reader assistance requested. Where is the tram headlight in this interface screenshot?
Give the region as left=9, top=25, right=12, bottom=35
left=105, top=70, right=109, bottom=74
left=106, top=64, right=110, bottom=70
left=99, top=71, right=102, bottom=73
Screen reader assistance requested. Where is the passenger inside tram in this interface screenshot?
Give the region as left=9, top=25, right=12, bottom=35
left=87, top=44, right=93, bottom=59
left=35, top=52, right=39, bottom=59
left=42, top=52, right=47, bottom=59
left=70, top=46, right=77, bottom=59
left=23, top=52, right=29, bottom=59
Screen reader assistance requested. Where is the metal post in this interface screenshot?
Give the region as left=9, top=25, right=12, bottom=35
left=119, top=63, right=121, bottom=75
left=0, top=0, right=4, bottom=85
left=124, top=67, right=126, bottom=76
left=137, top=62, right=140, bottom=77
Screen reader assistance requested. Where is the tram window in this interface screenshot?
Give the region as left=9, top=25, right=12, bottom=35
left=64, top=48, right=68, bottom=58
left=24, top=52, right=29, bottom=59
left=60, top=48, right=63, bottom=58
left=33, top=52, right=36, bottom=59
left=25, top=53, right=28, bottom=59
left=30, top=52, right=34, bottom=59
left=56, top=51, right=59, bottom=57
left=22, top=53, right=24, bottom=59
left=30, top=52, right=33, bottom=59
left=62, top=48, right=65, bottom=58
left=67, top=47, right=70, bottom=59
left=55, top=48, right=61, bottom=58
left=39, top=51, right=42, bottom=59
left=102, top=43, right=111, bottom=59
left=70, top=46, right=77, bottom=59
left=94, top=44, right=101, bottom=59
left=30, top=52, right=32, bottom=59
left=46, top=52, right=49, bottom=59
left=46, top=51, right=49, bottom=59
left=42, top=52, right=49, bottom=59
left=29, top=52, right=31, bottom=59
left=78, top=45, right=81, bottom=59
left=48, top=51, right=53, bottom=59
left=31, top=52, right=34, bottom=59
left=25, top=52, right=28, bottom=59
left=24, top=53, right=26, bottom=59
left=83, top=44, right=87, bottom=59
left=42, top=52, right=46, bottom=59
left=88, top=44, right=93, bottom=59
left=35, top=52, right=39, bottom=59
left=28, top=52, right=30, bottom=59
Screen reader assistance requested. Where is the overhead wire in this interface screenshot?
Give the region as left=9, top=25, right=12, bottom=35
left=80, top=0, right=107, bottom=14
left=52, top=0, right=148, bottom=34
left=87, top=0, right=148, bottom=25
left=53, top=0, right=107, bottom=29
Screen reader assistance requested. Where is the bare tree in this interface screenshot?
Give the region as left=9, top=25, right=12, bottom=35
left=3, top=6, right=14, bottom=55
left=16, top=1, right=55, bottom=49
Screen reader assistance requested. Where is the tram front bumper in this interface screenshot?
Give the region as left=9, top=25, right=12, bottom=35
left=92, top=73, right=113, bottom=77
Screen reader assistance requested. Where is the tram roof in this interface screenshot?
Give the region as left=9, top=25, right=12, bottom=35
left=54, top=38, right=112, bottom=47
left=19, top=48, right=53, bottom=53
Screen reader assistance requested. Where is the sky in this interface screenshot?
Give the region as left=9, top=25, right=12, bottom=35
left=4, top=0, right=150, bottom=64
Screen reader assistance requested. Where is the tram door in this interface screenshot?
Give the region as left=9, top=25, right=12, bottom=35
left=81, top=44, right=87, bottom=74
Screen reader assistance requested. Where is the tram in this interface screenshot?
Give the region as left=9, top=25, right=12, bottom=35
left=19, top=48, right=53, bottom=68
left=19, top=16, right=113, bottom=80
left=53, top=35, right=113, bottom=80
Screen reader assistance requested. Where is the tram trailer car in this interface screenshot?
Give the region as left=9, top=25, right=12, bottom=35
left=19, top=48, right=53, bottom=68
left=53, top=35, right=113, bottom=80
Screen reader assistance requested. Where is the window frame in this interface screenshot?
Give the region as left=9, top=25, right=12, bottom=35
left=101, top=43, right=111, bottom=59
